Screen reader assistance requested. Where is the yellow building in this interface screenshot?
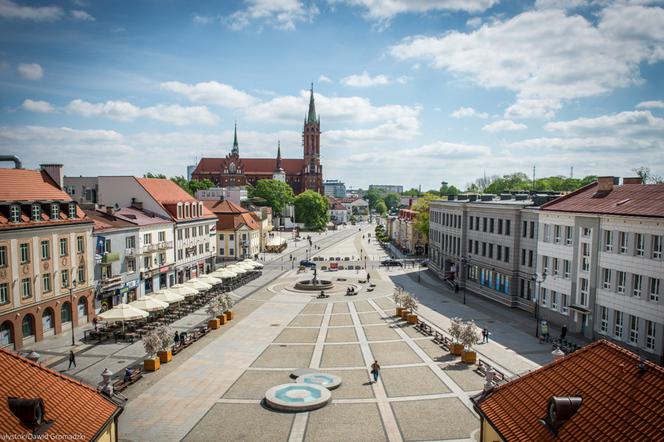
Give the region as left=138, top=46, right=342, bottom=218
left=203, top=199, right=261, bottom=260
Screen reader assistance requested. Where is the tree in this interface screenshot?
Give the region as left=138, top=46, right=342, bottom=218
left=144, top=172, right=166, bottom=179
left=189, top=178, right=214, bottom=194
left=294, top=190, right=329, bottom=230
left=440, top=183, right=461, bottom=196
left=411, top=193, right=439, bottom=242
left=375, top=200, right=388, bottom=215
left=364, top=188, right=385, bottom=210
left=383, top=192, right=400, bottom=209
left=402, top=188, right=421, bottom=196
left=249, top=179, right=295, bottom=214
left=633, top=166, right=663, bottom=184
left=171, top=176, right=191, bottom=194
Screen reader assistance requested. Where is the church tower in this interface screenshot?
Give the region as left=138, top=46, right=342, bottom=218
left=303, top=83, right=323, bottom=194
left=272, top=141, right=286, bottom=182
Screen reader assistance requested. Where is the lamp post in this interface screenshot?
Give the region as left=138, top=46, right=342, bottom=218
left=460, top=256, right=469, bottom=305
left=532, top=272, right=547, bottom=338
left=69, top=272, right=78, bottom=347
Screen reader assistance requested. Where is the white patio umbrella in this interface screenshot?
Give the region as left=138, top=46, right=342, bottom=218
left=184, top=278, right=213, bottom=291
left=197, top=274, right=223, bottom=285
left=242, top=259, right=263, bottom=269
left=211, top=268, right=237, bottom=279
left=129, top=296, right=169, bottom=312
left=169, top=284, right=199, bottom=298
left=227, top=265, right=247, bottom=274
left=236, top=262, right=255, bottom=270
left=151, top=290, right=186, bottom=304
left=97, top=303, right=149, bottom=333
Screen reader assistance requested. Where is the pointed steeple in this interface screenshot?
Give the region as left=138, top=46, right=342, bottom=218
left=275, top=140, right=283, bottom=171
left=307, top=82, right=317, bottom=124
left=231, top=121, right=239, bottom=155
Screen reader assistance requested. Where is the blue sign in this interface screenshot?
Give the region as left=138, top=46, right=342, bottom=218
left=96, top=236, right=106, bottom=255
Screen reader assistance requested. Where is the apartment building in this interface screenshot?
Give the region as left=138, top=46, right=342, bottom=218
left=429, top=194, right=541, bottom=311
left=538, top=177, right=664, bottom=363
left=0, top=165, right=94, bottom=350
left=203, top=199, right=260, bottom=260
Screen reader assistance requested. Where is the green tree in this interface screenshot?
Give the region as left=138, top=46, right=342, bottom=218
left=364, top=188, right=386, bottom=210
left=383, top=192, right=400, bottom=209
left=633, top=167, right=663, bottom=184
left=144, top=172, right=166, bottom=179
left=171, top=176, right=191, bottom=194
left=375, top=200, right=388, bottom=215
left=294, top=190, right=329, bottom=230
left=249, top=179, right=295, bottom=214
left=188, top=178, right=214, bottom=194
left=411, top=194, right=439, bottom=242
left=402, top=188, right=421, bottom=196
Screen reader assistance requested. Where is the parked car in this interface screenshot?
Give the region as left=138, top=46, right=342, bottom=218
left=380, top=259, right=403, bottom=267
left=299, top=260, right=317, bottom=268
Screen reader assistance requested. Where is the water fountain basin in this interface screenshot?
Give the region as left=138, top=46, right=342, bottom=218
left=265, top=383, right=331, bottom=412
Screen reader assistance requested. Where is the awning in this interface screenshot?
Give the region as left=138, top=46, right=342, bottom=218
left=569, top=305, right=591, bottom=314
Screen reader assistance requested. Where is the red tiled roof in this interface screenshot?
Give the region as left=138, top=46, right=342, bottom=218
left=0, top=348, right=120, bottom=440
left=541, top=181, right=664, bottom=217
left=135, top=178, right=215, bottom=220
left=194, top=157, right=304, bottom=176
left=84, top=210, right=140, bottom=232
left=476, top=340, right=664, bottom=442
left=113, top=207, right=173, bottom=226
left=0, top=169, right=71, bottom=202
left=203, top=199, right=260, bottom=231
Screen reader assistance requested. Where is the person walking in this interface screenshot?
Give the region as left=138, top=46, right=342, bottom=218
left=92, top=317, right=98, bottom=331
left=482, top=328, right=489, bottom=344
left=370, top=360, right=380, bottom=383
left=560, top=324, right=567, bottom=341
left=174, top=331, right=180, bottom=346
left=68, top=350, right=76, bottom=370
left=367, top=273, right=371, bottom=283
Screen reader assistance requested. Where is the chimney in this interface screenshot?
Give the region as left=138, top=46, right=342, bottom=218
left=623, top=177, right=643, bottom=185
left=597, top=176, right=614, bottom=192
left=105, top=206, right=114, bottom=216
left=40, top=164, right=64, bottom=189
left=130, top=198, right=143, bottom=210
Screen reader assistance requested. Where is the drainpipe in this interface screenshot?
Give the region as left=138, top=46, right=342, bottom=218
left=0, top=155, right=22, bottom=169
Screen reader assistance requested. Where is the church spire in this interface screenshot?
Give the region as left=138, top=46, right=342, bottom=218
left=274, top=140, right=284, bottom=172
left=231, top=121, right=239, bottom=155
left=307, top=83, right=317, bottom=124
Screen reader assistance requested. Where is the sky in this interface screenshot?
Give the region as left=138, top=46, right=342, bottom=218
left=0, top=0, right=663, bottom=190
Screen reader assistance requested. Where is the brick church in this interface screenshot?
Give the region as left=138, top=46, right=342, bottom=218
left=192, top=85, right=323, bottom=195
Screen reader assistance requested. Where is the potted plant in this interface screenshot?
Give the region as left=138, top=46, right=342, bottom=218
left=393, top=288, right=405, bottom=316
left=400, top=292, right=413, bottom=320
left=155, top=325, right=173, bottom=363
left=403, top=295, right=419, bottom=324
left=222, top=293, right=235, bottom=321
left=460, top=320, right=480, bottom=363
left=206, top=298, right=222, bottom=329
left=143, top=332, right=161, bottom=371
left=448, top=317, right=465, bottom=356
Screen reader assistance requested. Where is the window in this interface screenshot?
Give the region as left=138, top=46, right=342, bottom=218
left=68, top=202, right=77, bottom=218
left=185, top=228, right=189, bottom=239
left=177, top=249, right=183, bottom=260
left=552, top=258, right=559, bottom=276
left=617, top=271, right=626, bottom=294
left=177, top=230, right=183, bottom=240
left=59, top=238, right=68, bottom=257
left=50, top=203, right=59, bottom=219
left=581, top=242, right=590, bottom=271
left=629, top=315, right=639, bottom=343
left=474, top=240, right=478, bottom=254
left=602, top=268, right=612, bottom=289
left=580, top=278, right=589, bottom=306
left=31, top=204, right=41, bottom=221
left=521, top=249, right=526, bottom=265
left=159, top=253, right=165, bottom=265
left=77, top=266, right=85, bottom=284
left=127, top=258, right=135, bottom=272
left=528, top=250, right=533, bottom=267
left=563, top=260, right=570, bottom=279
left=475, top=217, right=480, bottom=230
left=565, top=226, right=572, bottom=245
left=635, top=233, right=644, bottom=256
left=633, top=274, right=643, bottom=298
left=498, top=219, right=503, bottom=234
left=614, top=310, right=624, bottom=338
left=192, top=204, right=197, bottom=217
left=20, top=243, right=30, bottom=264
left=530, top=221, right=535, bottom=239
left=185, top=203, right=190, bottom=218
left=497, top=245, right=502, bottom=260
left=143, top=256, right=151, bottom=269
left=582, top=227, right=591, bottom=237
left=504, top=247, right=510, bottom=263
left=646, top=277, right=660, bottom=304
left=522, top=221, right=527, bottom=238
left=541, top=288, right=547, bottom=306
left=230, top=234, right=235, bottom=241
left=42, top=273, right=51, bottom=293
left=199, top=226, right=203, bottom=236
left=505, top=220, right=511, bottom=236
left=646, top=320, right=656, bottom=350
left=192, top=227, right=197, bottom=237
left=482, top=242, right=486, bottom=256
left=41, top=240, right=50, bottom=260
left=542, top=255, right=549, bottom=274
left=61, top=271, right=69, bottom=288
left=554, top=225, right=561, bottom=243
left=205, top=242, right=210, bottom=252
left=0, top=283, right=8, bottom=304
left=0, top=246, right=5, bottom=267
left=143, top=233, right=152, bottom=245
left=600, top=306, right=608, bottom=333
left=653, top=235, right=662, bottom=259
left=126, top=236, right=135, bottom=249
left=199, top=244, right=203, bottom=254
left=229, top=249, right=235, bottom=256
left=544, top=224, right=551, bottom=242
left=158, top=231, right=165, bottom=242
left=177, top=204, right=182, bottom=218
left=21, top=278, right=31, bottom=299
left=619, top=232, right=627, bottom=254
left=604, top=230, right=613, bottom=252
left=551, top=290, right=558, bottom=310
left=468, top=216, right=473, bottom=230
left=10, top=205, right=20, bottom=223
left=483, top=217, right=487, bottom=232
left=561, top=293, right=569, bottom=314
left=77, top=236, right=84, bottom=254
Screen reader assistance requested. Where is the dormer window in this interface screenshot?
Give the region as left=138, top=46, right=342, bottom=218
left=184, top=203, right=190, bottom=218
left=9, top=205, right=20, bottom=223
left=199, top=202, right=203, bottom=216
left=51, top=203, right=59, bottom=219
left=177, top=202, right=183, bottom=219
left=31, top=204, right=41, bottom=221
left=68, top=202, right=77, bottom=218
left=192, top=204, right=197, bottom=218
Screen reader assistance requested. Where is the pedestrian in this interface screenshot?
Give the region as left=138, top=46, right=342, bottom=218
left=482, top=328, right=489, bottom=344
left=68, top=350, right=76, bottom=370
left=370, top=360, right=380, bottom=383
left=367, top=273, right=371, bottom=283
left=124, top=367, right=133, bottom=383
left=560, top=324, right=567, bottom=341
left=174, top=331, right=180, bottom=345
left=92, top=317, right=98, bottom=331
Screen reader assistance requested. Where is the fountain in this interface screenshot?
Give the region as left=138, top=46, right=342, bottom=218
left=264, top=383, right=331, bottom=412
left=294, top=267, right=334, bottom=291
left=296, top=373, right=342, bottom=390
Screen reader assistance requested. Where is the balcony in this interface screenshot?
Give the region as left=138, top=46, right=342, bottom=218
left=102, top=252, right=120, bottom=263
left=141, top=244, right=158, bottom=254
left=158, top=241, right=173, bottom=250
left=125, top=247, right=136, bottom=256
left=98, top=275, right=122, bottom=290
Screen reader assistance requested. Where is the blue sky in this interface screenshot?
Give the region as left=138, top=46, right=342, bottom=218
left=1, top=0, right=663, bottom=190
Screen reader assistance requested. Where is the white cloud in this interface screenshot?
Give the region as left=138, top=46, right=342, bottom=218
left=636, top=100, right=664, bottom=109
left=22, top=99, right=54, bottom=113
left=534, top=0, right=588, bottom=10
left=466, top=16, right=482, bottom=28
left=318, top=75, right=332, bottom=83
left=390, top=4, right=664, bottom=119
left=17, top=63, right=43, bottom=80
left=482, top=119, right=527, bottom=132
left=0, top=0, right=63, bottom=21
left=224, top=0, right=319, bottom=31
left=65, top=99, right=218, bottom=126
left=70, top=9, right=94, bottom=21
left=341, top=71, right=390, bottom=87
left=160, top=81, right=257, bottom=108
left=451, top=107, right=489, bottom=119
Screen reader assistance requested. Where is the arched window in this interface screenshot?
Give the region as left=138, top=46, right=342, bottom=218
left=185, top=203, right=190, bottom=218
left=177, top=203, right=183, bottom=219
left=77, top=297, right=88, bottom=322
left=199, top=203, right=203, bottom=217
left=0, top=321, right=13, bottom=348
left=42, top=308, right=55, bottom=334
left=21, top=314, right=34, bottom=338
left=61, top=301, right=72, bottom=323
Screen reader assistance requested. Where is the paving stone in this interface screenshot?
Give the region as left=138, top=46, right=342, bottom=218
left=183, top=403, right=294, bottom=442
left=320, top=344, right=365, bottom=368
left=358, top=312, right=388, bottom=325
left=393, top=323, right=424, bottom=339
left=324, top=369, right=374, bottom=399
left=274, top=327, right=320, bottom=344
left=305, top=403, right=386, bottom=442
left=332, top=302, right=350, bottom=314
left=441, top=363, right=487, bottom=391
left=353, top=300, right=375, bottom=312
left=380, top=366, right=450, bottom=397
left=222, top=370, right=293, bottom=399
left=362, top=325, right=400, bottom=342
left=369, top=342, right=423, bottom=366
left=373, top=297, right=395, bottom=310
left=251, top=344, right=315, bottom=368
left=328, top=314, right=353, bottom=326
left=325, top=327, right=358, bottom=343
left=391, top=398, right=479, bottom=441
left=289, top=315, right=323, bottom=327
left=301, top=303, right=326, bottom=314
left=415, top=339, right=458, bottom=363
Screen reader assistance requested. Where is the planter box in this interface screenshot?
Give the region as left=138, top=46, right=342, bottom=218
left=462, top=350, right=477, bottom=364
left=406, top=314, right=418, bottom=324
left=208, top=318, right=220, bottom=329
left=158, top=350, right=172, bottom=363
left=217, top=315, right=227, bottom=325
left=451, top=343, right=464, bottom=356
left=400, top=310, right=410, bottom=320
left=224, top=310, right=234, bottom=321
left=396, top=307, right=404, bottom=316
left=144, top=357, right=160, bottom=372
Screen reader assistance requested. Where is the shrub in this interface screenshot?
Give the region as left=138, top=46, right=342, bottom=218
left=448, top=317, right=463, bottom=343
left=143, top=332, right=161, bottom=358
left=460, top=320, right=480, bottom=350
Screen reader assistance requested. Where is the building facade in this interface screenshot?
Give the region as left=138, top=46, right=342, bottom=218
left=324, top=180, right=347, bottom=198
left=192, top=85, right=323, bottom=195
left=0, top=166, right=94, bottom=350
left=63, top=176, right=98, bottom=209
left=203, top=200, right=260, bottom=261
left=369, top=184, right=403, bottom=194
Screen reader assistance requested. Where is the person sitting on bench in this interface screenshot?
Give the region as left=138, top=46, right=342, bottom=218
left=124, top=367, right=133, bottom=383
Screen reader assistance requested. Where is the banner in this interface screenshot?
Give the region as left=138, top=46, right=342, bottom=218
left=95, top=236, right=106, bottom=257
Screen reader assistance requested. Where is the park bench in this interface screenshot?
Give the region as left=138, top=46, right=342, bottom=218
left=476, top=359, right=507, bottom=383
left=112, top=366, right=143, bottom=392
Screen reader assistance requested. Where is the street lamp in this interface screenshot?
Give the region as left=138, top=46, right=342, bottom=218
left=532, top=272, right=547, bottom=338
left=460, top=256, right=469, bottom=305
left=69, top=270, right=78, bottom=347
